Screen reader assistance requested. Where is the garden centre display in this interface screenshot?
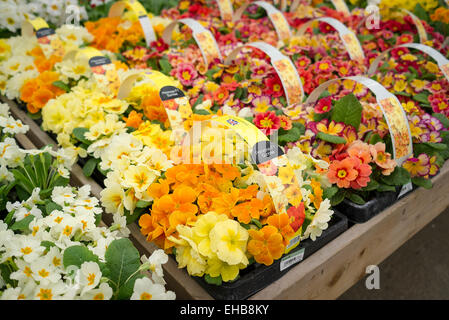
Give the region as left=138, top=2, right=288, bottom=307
left=0, top=0, right=448, bottom=300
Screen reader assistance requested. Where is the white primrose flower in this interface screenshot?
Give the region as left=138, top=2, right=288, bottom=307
left=80, top=283, right=113, bottom=300
left=11, top=237, right=45, bottom=263
left=79, top=261, right=102, bottom=295
left=51, top=186, right=76, bottom=206
left=111, top=213, right=130, bottom=238
left=131, top=277, right=175, bottom=300
left=141, top=249, right=169, bottom=285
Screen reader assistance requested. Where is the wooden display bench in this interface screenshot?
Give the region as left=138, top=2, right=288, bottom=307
left=4, top=97, right=449, bottom=300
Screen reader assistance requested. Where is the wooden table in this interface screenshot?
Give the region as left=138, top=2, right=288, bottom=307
left=5, top=97, right=449, bottom=300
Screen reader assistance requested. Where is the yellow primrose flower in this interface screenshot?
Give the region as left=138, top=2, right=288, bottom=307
left=204, top=81, right=220, bottom=94
left=401, top=54, right=417, bottom=62
left=192, top=212, right=229, bottom=258
left=393, top=80, right=407, bottom=92
left=424, top=61, right=440, bottom=74
left=179, top=0, right=190, bottom=10
left=206, top=256, right=245, bottom=282
left=209, top=220, right=249, bottom=266
left=169, top=225, right=207, bottom=276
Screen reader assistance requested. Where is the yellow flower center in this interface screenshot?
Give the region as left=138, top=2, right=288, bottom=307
left=140, top=292, right=152, bottom=300
left=37, top=289, right=53, bottom=300
left=93, top=293, right=104, bottom=300
left=87, top=273, right=96, bottom=286
left=260, top=118, right=273, bottom=128
left=24, top=266, right=33, bottom=277
left=182, top=71, right=192, bottom=81
left=53, top=257, right=61, bottom=267
left=337, top=169, right=347, bottom=178
left=63, top=225, right=73, bottom=236
left=21, top=247, right=32, bottom=255
left=38, top=269, right=49, bottom=278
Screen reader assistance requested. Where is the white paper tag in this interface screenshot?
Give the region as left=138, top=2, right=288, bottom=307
left=138, top=15, right=156, bottom=46
left=280, top=248, right=305, bottom=271
left=398, top=182, right=413, bottom=199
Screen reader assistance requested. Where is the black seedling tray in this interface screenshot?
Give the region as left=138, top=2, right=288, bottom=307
left=336, top=185, right=415, bottom=223
left=192, top=211, right=348, bottom=300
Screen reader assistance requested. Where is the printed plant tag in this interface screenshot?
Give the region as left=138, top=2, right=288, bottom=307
left=162, top=18, right=223, bottom=68
left=305, top=76, right=412, bottom=165
left=225, top=42, right=304, bottom=106
left=109, top=0, right=156, bottom=46
left=331, top=0, right=350, bottom=14
left=280, top=248, right=305, bottom=271
left=398, top=182, right=413, bottom=199
left=297, top=17, right=365, bottom=61
left=216, top=0, right=234, bottom=21
left=22, top=18, right=65, bottom=58
left=233, top=1, right=291, bottom=42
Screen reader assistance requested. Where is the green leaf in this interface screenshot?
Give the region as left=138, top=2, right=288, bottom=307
left=348, top=193, right=366, bottom=205
left=250, top=218, right=263, bottom=229
left=194, top=109, right=210, bottom=115
left=278, top=127, right=302, bottom=145
left=380, top=167, right=411, bottom=186
left=361, top=179, right=380, bottom=192
left=159, top=57, right=172, bottom=75
left=104, top=238, right=142, bottom=300
left=331, top=93, right=363, bottom=130
left=422, top=142, right=447, bottom=151
left=378, top=184, right=396, bottom=192
left=193, top=94, right=204, bottom=108
left=52, top=81, right=70, bottom=93
left=41, top=241, right=56, bottom=251
left=11, top=215, right=35, bottom=232
left=432, top=113, right=449, bottom=129
left=83, top=158, right=99, bottom=177
left=369, top=133, right=383, bottom=145
left=414, top=3, right=429, bottom=23
left=357, top=34, right=375, bottom=42
left=136, top=200, right=151, bottom=208
left=63, top=245, right=99, bottom=269
left=72, top=128, right=90, bottom=145
left=45, top=201, right=62, bottom=216
left=323, top=186, right=338, bottom=200
left=0, top=262, right=18, bottom=287
left=413, top=93, right=430, bottom=104
left=316, top=132, right=347, bottom=144
left=204, top=274, right=223, bottom=286
left=412, top=177, right=433, bottom=189
left=331, top=189, right=346, bottom=206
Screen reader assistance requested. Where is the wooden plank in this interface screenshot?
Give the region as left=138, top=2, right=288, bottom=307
left=250, top=162, right=449, bottom=300
left=4, top=97, right=212, bottom=300
left=6, top=96, right=449, bottom=300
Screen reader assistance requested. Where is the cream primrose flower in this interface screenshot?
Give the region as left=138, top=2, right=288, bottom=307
left=130, top=277, right=176, bottom=300
left=302, top=199, right=334, bottom=241
left=122, top=164, right=159, bottom=195
left=100, top=184, right=126, bottom=215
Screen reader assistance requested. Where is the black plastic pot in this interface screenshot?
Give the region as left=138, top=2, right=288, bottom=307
left=191, top=211, right=348, bottom=300
left=335, top=185, right=416, bottom=224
